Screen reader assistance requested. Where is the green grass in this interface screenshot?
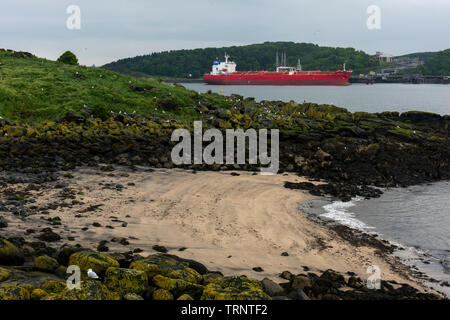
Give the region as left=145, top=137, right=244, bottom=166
left=0, top=49, right=230, bottom=123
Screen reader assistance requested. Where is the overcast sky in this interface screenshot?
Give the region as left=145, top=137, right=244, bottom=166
left=1, top=0, right=449, bottom=65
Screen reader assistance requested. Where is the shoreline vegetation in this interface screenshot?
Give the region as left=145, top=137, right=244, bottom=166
left=0, top=49, right=449, bottom=300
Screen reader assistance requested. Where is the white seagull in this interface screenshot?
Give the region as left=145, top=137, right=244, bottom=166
left=87, top=268, right=100, bottom=279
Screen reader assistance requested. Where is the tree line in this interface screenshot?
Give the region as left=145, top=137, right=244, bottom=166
left=102, top=42, right=381, bottom=78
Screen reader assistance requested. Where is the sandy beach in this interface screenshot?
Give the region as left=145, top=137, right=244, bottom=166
left=2, top=166, right=435, bottom=294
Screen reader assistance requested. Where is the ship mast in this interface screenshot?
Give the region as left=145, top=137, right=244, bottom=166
left=297, top=58, right=302, bottom=71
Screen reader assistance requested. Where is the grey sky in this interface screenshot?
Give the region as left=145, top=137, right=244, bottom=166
left=1, top=0, right=449, bottom=65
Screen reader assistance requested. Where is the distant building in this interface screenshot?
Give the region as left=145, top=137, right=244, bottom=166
left=375, top=52, right=394, bottom=63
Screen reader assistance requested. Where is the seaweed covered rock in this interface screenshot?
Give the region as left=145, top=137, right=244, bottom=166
left=44, top=280, right=120, bottom=300
left=34, top=255, right=59, bottom=273
left=0, top=285, right=31, bottom=300
left=124, top=293, right=144, bottom=300
left=152, top=288, right=174, bottom=300
left=31, top=288, right=48, bottom=300
left=104, top=267, right=148, bottom=296
left=177, top=294, right=194, bottom=300
left=41, top=280, right=67, bottom=294
left=130, top=253, right=202, bottom=283
left=0, top=267, right=11, bottom=282
left=0, top=239, right=24, bottom=266
left=201, top=276, right=271, bottom=300
left=202, top=272, right=224, bottom=285
left=152, top=274, right=204, bottom=299
left=68, top=250, right=119, bottom=275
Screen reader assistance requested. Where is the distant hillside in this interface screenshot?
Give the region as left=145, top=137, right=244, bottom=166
left=395, top=51, right=437, bottom=61
left=102, top=42, right=380, bottom=78
left=417, top=49, right=450, bottom=75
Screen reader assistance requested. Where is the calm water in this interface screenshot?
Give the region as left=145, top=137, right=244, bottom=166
left=181, top=83, right=450, bottom=115
left=305, top=181, right=450, bottom=297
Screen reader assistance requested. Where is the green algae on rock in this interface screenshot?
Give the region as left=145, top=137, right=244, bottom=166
left=31, top=288, right=48, bottom=300
left=68, top=250, right=119, bottom=275
left=153, top=274, right=204, bottom=299
left=130, top=253, right=202, bottom=283
left=0, top=240, right=24, bottom=266
left=177, top=293, right=194, bottom=300
left=152, top=288, right=174, bottom=300
left=104, top=267, right=148, bottom=296
left=43, top=280, right=120, bottom=300
left=34, top=255, right=59, bottom=273
left=41, top=280, right=67, bottom=294
left=202, top=272, right=224, bottom=285
left=0, top=267, right=11, bottom=282
left=201, top=276, right=271, bottom=300
left=124, top=292, right=144, bottom=300
left=0, top=285, right=31, bottom=300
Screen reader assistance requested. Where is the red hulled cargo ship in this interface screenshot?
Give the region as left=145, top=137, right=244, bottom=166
left=203, top=54, right=352, bottom=86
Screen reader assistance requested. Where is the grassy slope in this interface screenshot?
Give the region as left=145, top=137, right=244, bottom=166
left=0, top=49, right=228, bottom=123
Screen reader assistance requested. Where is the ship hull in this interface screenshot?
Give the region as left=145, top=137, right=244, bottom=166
left=203, top=71, right=352, bottom=86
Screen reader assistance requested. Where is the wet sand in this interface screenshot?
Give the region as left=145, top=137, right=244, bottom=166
left=2, top=166, right=436, bottom=293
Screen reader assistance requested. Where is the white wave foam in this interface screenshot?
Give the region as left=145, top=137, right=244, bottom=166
left=321, top=197, right=375, bottom=231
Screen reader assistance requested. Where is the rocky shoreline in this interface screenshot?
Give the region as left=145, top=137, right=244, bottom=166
left=1, top=102, right=448, bottom=200
left=0, top=100, right=449, bottom=300
left=0, top=240, right=443, bottom=300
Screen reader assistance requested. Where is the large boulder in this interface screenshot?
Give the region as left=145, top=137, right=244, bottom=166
left=261, top=278, right=284, bottom=297
left=130, top=254, right=202, bottom=283
left=68, top=251, right=119, bottom=275
left=104, top=267, right=148, bottom=296
left=291, top=275, right=312, bottom=290
left=0, top=239, right=25, bottom=266
left=201, top=276, right=271, bottom=300
left=34, top=255, right=59, bottom=273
